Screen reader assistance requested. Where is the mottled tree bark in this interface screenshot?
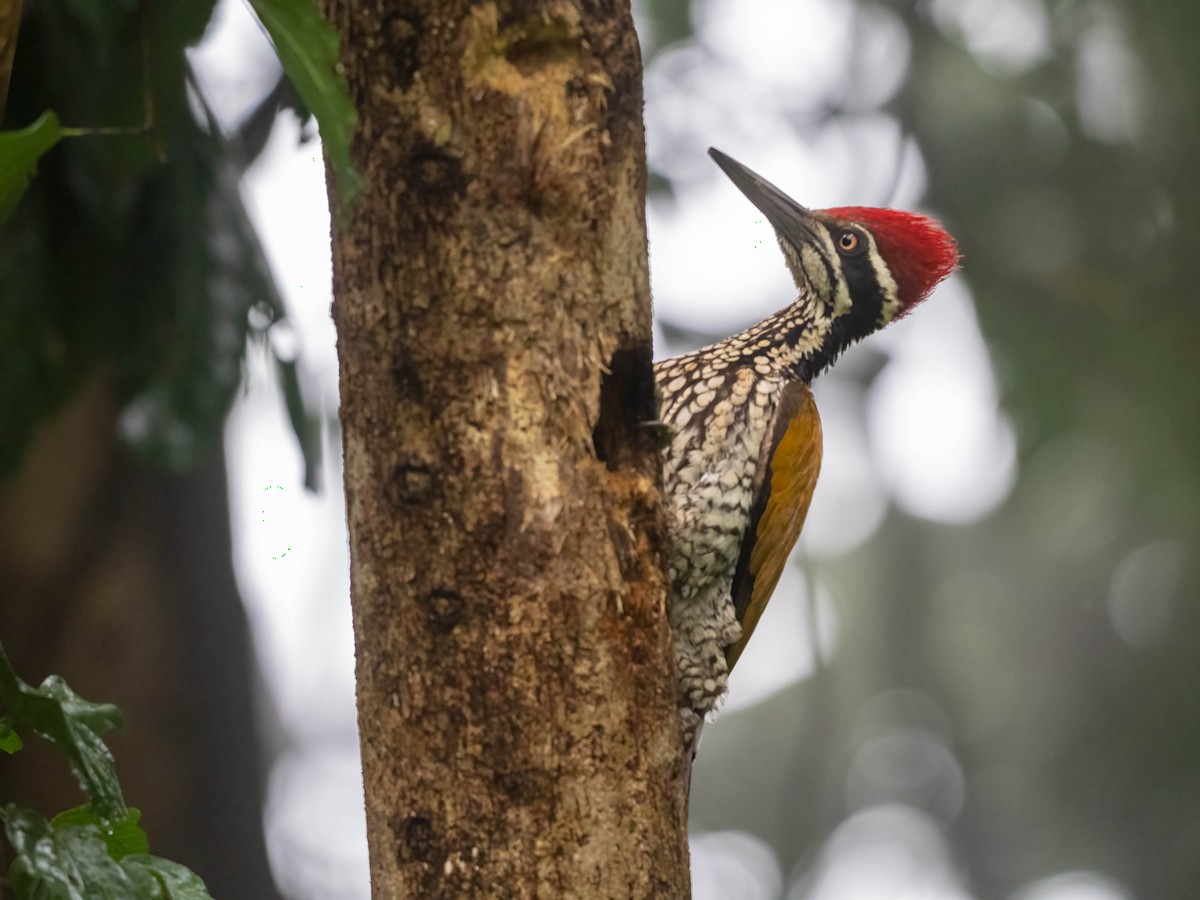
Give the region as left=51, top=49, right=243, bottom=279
left=321, top=1, right=688, bottom=896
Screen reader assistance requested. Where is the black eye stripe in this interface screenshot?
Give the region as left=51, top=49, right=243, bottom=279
left=839, top=252, right=886, bottom=332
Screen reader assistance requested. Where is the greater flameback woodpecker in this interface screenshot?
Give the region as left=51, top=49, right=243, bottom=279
left=657, top=149, right=960, bottom=767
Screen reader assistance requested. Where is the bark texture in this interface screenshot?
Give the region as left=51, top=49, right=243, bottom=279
left=322, top=1, right=689, bottom=896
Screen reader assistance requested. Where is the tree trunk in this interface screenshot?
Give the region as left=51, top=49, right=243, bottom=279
left=321, top=1, right=689, bottom=896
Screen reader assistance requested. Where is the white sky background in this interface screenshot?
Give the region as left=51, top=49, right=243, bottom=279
left=184, top=0, right=1130, bottom=897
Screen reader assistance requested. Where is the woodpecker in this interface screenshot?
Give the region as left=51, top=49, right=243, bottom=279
left=658, top=149, right=959, bottom=759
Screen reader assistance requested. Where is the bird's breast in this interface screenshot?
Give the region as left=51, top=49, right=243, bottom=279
left=656, top=361, right=785, bottom=604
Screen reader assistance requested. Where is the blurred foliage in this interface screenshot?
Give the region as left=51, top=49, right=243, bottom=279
left=898, top=3, right=1200, bottom=894
left=0, top=643, right=213, bottom=897
left=905, top=1, right=1200, bottom=541
left=642, top=0, right=1200, bottom=897
left=0, top=110, right=61, bottom=219
left=0, top=0, right=351, bottom=487
left=0, top=0, right=275, bottom=479
left=248, top=0, right=361, bottom=212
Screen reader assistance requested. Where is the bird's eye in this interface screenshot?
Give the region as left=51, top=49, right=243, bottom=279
left=837, top=230, right=863, bottom=255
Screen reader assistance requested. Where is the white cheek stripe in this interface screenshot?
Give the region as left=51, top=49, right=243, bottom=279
left=864, top=232, right=901, bottom=324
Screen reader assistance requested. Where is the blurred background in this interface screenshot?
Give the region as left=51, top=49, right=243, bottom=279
left=3, top=0, right=1199, bottom=897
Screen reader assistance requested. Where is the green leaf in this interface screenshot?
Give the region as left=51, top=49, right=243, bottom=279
left=29, top=676, right=126, bottom=822
left=0, top=111, right=63, bottom=221
left=122, top=855, right=215, bottom=899
left=3, top=805, right=159, bottom=898
left=4, top=805, right=214, bottom=897
left=0, top=720, right=22, bottom=753
left=0, top=643, right=126, bottom=822
left=51, top=806, right=150, bottom=859
left=275, top=352, right=323, bottom=491
left=247, top=0, right=361, bottom=210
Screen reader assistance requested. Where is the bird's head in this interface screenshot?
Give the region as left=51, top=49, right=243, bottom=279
left=709, top=148, right=959, bottom=367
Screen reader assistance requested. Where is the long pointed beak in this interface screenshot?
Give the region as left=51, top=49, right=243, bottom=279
left=708, top=148, right=821, bottom=247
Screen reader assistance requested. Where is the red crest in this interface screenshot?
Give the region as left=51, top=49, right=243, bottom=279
left=822, top=207, right=960, bottom=315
